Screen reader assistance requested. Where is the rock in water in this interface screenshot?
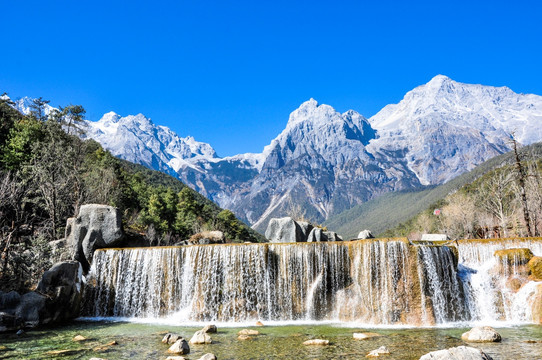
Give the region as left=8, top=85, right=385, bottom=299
left=202, top=324, right=217, bottom=333
left=238, top=329, right=259, bottom=336
left=189, top=329, right=212, bottom=344
left=303, top=339, right=329, bottom=345
left=162, top=333, right=184, bottom=344
left=238, top=334, right=253, bottom=341
left=168, top=339, right=190, bottom=354
left=366, top=346, right=390, bottom=357
left=419, top=346, right=494, bottom=359
left=72, top=335, right=86, bottom=342
left=461, top=326, right=502, bottom=342
left=353, top=332, right=381, bottom=340
left=198, top=354, right=217, bottom=360
left=69, top=204, right=124, bottom=271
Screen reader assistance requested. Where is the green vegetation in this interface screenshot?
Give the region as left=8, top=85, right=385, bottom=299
left=325, top=142, right=542, bottom=240
left=0, top=96, right=263, bottom=292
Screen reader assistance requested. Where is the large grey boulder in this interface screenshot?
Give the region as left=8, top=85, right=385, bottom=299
left=461, top=326, right=501, bottom=343
left=357, top=230, right=374, bottom=239
left=307, top=228, right=343, bottom=242
left=0, top=261, right=84, bottom=332
left=189, top=329, right=213, bottom=344
left=419, top=346, right=494, bottom=359
left=168, top=339, right=190, bottom=354
left=265, top=217, right=305, bottom=243
left=36, top=261, right=84, bottom=324
left=69, top=204, right=124, bottom=271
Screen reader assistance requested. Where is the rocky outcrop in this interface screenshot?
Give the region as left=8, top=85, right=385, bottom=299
left=266, top=217, right=342, bottom=243
left=419, top=346, right=494, bottom=360
left=494, top=248, right=534, bottom=265
left=68, top=204, right=124, bottom=271
left=461, top=326, right=501, bottom=343
left=0, top=261, right=83, bottom=332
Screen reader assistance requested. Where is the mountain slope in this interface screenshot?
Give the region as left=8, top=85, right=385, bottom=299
left=325, top=142, right=542, bottom=239
left=8, top=75, right=542, bottom=234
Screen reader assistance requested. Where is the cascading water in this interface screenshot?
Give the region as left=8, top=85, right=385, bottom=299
left=84, top=238, right=542, bottom=326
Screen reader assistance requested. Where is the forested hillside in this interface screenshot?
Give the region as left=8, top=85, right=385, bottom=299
left=0, top=96, right=263, bottom=292
left=325, top=142, right=542, bottom=239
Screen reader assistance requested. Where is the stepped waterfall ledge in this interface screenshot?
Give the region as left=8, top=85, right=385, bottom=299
left=83, top=238, right=542, bottom=326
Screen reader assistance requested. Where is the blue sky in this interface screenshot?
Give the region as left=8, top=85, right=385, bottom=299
left=2, top=1, right=541, bottom=156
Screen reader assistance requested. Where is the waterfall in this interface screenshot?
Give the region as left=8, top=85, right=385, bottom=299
left=84, top=238, right=542, bottom=325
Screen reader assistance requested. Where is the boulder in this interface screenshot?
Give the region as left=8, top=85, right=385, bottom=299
left=419, top=346, right=494, bottom=360
left=69, top=204, right=124, bottom=271
left=255, top=321, right=264, bottom=326
left=168, top=339, right=190, bottom=355
left=162, top=333, right=184, bottom=344
left=303, top=339, right=329, bottom=345
left=0, top=291, right=21, bottom=310
left=528, top=256, right=542, bottom=280
left=15, top=292, right=46, bottom=327
left=265, top=217, right=305, bottom=243
left=297, top=221, right=314, bottom=239
left=1, top=261, right=83, bottom=332
left=358, top=230, right=374, bottom=239
left=461, top=326, right=501, bottom=343
left=36, top=261, right=84, bottom=323
left=366, top=346, right=390, bottom=357
left=202, top=324, right=217, bottom=333
left=324, top=231, right=342, bottom=242
left=189, top=329, right=212, bottom=344
left=72, top=335, right=86, bottom=341
left=238, top=329, right=259, bottom=336
left=307, top=227, right=326, bottom=242
left=199, top=354, right=217, bottom=360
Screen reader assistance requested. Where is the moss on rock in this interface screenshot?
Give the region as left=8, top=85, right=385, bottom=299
left=528, top=256, right=542, bottom=281
left=494, top=248, right=534, bottom=265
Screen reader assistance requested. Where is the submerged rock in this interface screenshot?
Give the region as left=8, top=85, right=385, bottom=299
left=238, top=329, right=259, bottom=336
left=72, top=335, right=87, bottom=342
left=419, top=345, right=494, bottom=359
left=353, top=332, right=382, bottom=340
left=189, top=329, right=212, bottom=344
left=303, top=339, right=329, bottom=345
left=168, top=339, right=190, bottom=354
left=461, top=326, right=501, bottom=343
left=238, top=334, right=253, bottom=341
left=166, top=357, right=187, bottom=360
left=366, top=346, right=390, bottom=357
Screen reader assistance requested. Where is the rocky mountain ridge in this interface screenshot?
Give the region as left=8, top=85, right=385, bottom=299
left=8, top=75, right=542, bottom=232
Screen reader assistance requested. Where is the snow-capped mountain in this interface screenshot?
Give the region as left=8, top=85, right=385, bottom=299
left=7, top=75, right=542, bottom=232
left=82, top=112, right=218, bottom=176
left=8, top=96, right=57, bottom=117
left=368, top=75, right=542, bottom=184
